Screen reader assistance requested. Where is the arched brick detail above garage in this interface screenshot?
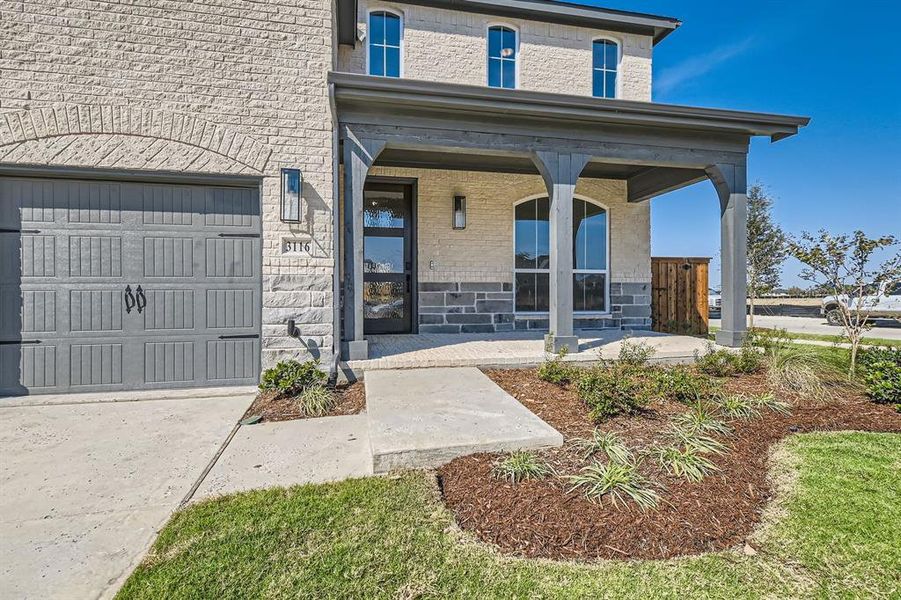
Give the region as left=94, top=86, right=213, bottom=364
left=0, top=105, right=272, bottom=174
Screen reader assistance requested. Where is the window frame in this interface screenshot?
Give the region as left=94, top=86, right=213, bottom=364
left=512, top=193, right=611, bottom=316
left=366, top=8, right=404, bottom=78
left=591, top=36, right=620, bottom=99
left=486, top=23, right=520, bottom=90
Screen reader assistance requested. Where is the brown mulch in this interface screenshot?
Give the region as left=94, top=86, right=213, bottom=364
left=241, top=382, right=365, bottom=423
left=437, top=368, right=901, bottom=561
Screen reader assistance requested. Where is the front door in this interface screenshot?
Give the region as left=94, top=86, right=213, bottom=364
left=362, top=181, right=414, bottom=334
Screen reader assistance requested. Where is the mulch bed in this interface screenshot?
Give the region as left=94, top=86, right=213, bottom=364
left=437, top=368, right=901, bottom=561
left=241, top=382, right=366, bottom=423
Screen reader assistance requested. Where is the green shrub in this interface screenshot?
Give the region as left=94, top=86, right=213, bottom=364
left=260, top=359, right=327, bottom=396
left=859, top=347, right=901, bottom=405
left=297, top=385, right=336, bottom=417
left=650, top=365, right=719, bottom=404
left=695, top=343, right=763, bottom=377
left=577, top=365, right=653, bottom=421
left=717, top=394, right=760, bottom=420
left=573, top=430, right=632, bottom=463
left=565, top=460, right=659, bottom=509
left=673, top=402, right=732, bottom=436
left=493, top=451, right=553, bottom=484
left=748, top=327, right=793, bottom=351
left=538, top=348, right=575, bottom=385
left=653, top=444, right=719, bottom=483
left=617, top=337, right=657, bottom=366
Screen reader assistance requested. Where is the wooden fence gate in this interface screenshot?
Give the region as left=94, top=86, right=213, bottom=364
left=651, top=257, right=710, bottom=336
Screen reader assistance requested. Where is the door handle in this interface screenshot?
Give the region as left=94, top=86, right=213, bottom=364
left=406, top=273, right=411, bottom=293
left=135, top=285, right=147, bottom=314
left=124, top=285, right=136, bottom=314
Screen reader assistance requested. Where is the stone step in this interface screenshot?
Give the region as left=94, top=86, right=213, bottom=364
left=364, top=367, right=563, bottom=473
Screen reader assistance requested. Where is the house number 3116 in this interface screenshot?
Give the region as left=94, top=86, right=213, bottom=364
left=284, top=240, right=311, bottom=254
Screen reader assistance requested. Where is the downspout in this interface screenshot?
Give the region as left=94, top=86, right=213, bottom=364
left=328, top=81, right=342, bottom=382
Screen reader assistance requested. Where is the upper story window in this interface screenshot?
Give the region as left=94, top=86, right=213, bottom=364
left=369, top=11, right=402, bottom=77
left=488, top=25, right=518, bottom=89
left=592, top=39, right=619, bottom=98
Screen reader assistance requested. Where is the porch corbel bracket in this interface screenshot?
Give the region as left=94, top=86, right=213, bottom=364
left=343, top=128, right=386, bottom=360
left=531, top=151, right=591, bottom=354
left=705, top=161, right=749, bottom=348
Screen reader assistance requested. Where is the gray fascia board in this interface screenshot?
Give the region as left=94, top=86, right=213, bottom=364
left=329, top=72, right=811, bottom=141
left=335, top=0, right=680, bottom=46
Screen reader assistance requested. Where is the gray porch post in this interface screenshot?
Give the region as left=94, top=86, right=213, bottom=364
left=532, top=151, right=591, bottom=354
left=706, top=161, right=748, bottom=348
left=342, top=129, right=385, bottom=360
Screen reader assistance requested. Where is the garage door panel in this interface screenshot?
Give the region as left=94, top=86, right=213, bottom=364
left=1, top=175, right=261, bottom=395
left=144, top=341, right=196, bottom=383
left=206, top=338, right=258, bottom=382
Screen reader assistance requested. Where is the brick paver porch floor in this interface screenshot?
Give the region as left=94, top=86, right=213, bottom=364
left=344, top=330, right=715, bottom=375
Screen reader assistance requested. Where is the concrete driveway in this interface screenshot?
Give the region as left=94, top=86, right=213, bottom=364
left=0, top=391, right=253, bottom=600
left=711, top=315, right=901, bottom=341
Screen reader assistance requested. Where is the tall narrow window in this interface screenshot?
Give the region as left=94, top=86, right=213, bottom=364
left=369, top=11, right=401, bottom=77
left=592, top=39, right=618, bottom=98
left=514, top=197, right=608, bottom=313
left=488, top=26, right=517, bottom=89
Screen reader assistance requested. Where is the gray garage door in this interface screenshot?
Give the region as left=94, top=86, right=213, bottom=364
left=0, top=175, right=262, bottom=395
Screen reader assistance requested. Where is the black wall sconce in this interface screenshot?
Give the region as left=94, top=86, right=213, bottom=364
left=452, top=195, right=466, bottom=230
left=281, top=168, right=302, bottom=223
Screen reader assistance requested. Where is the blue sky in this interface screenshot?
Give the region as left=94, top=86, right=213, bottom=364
left=567, top=0, right=901, bottom=288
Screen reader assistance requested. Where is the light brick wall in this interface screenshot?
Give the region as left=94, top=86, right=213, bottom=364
left=338, top=1, right=654, bottom=101
left=368, top=167, right=651, bottom=283
left=0, top=0, right=337, bottom=367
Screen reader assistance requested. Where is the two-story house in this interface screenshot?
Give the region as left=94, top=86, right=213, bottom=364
left=0, top=0, right=808, bottom=395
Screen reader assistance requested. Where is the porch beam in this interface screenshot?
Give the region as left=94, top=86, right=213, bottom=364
left=627, top=166, right=708, bottom=202
left=706, top=161, right=748, bottom=348
left=342, top=128, right=385, bottom=360
left=532, top=150, right=590, bottom=354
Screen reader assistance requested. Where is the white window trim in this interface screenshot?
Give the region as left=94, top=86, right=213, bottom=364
left=512, top=193, right=611, bottom=316
left=591, top=36, right=621, bottom=99
left=366, top=7, right=404, bottom=78
left=486, top=22, right=520, bottom=89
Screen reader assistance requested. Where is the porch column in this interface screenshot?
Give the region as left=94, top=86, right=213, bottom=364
left=532, top=151, right=591, bottom=354
left=706, top=160, right=748, bottom=348
left=343, top=129, right=385, bottom=360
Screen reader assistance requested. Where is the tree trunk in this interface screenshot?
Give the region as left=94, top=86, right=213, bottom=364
left=749, top=295, right=755, bottom=330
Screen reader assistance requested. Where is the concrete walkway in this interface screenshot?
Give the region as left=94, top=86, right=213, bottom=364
left=365, top=367, right=563, bottom=473
left=0, top=392, right=253, bottom=600
left=194, top=415, right=372, bottom=500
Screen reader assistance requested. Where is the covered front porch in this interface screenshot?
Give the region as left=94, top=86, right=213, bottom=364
left=332, top=73, right=808, bottom=361
left=343, top=329, right=713, bottom=376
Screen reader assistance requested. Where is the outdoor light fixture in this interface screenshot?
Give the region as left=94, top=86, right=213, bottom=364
left=280, top=168, right=302, bottom=223
left=452, top=195, right=466, bottom=230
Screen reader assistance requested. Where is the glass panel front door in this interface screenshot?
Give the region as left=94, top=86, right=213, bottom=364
left=363, top=182, right=414, bottom=334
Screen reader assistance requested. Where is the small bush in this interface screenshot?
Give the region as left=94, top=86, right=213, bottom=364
left=653, top=445, right=719, bottom=483
left=669, top=426, right=728, bottom=455
left=749, top=391, right=791, bottom=415
left=493, top=451, right=553, bottom=484
left=673, top=402, right=732, bottom=436
left=859, top=347, right=901, bottom=405
left=717, top=394, right=760, bottom=420
left=565, top=460, right=659, bottom=509
left=577, top=365, right=653, bottom=421
left=538, top=348, right=575, bottom=385
left=260, top=359, right=327, bottom=396
left=695, top=343, right=763, bottom=377
left=650, top=366, right=719, bottom=404
left=297, top=385, right=336, bottom=417
left=617, top=337, right=657, bottom=366
left=748, top=327, right=794, bottom=352
left=573, top=430, right=632, bottom=463
left=765, top=345, right=829, bottom=400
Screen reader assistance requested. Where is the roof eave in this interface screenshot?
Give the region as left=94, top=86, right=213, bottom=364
left=329, top=72, right=811, bottom=142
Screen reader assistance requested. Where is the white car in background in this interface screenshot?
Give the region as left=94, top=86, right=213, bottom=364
left=708, top=288, right=722, bottom=314
left=821, top=280, right=901, bottom=325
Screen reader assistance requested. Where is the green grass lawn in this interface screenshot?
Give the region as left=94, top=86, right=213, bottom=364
left=118, top=432, right=900, bottom=599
